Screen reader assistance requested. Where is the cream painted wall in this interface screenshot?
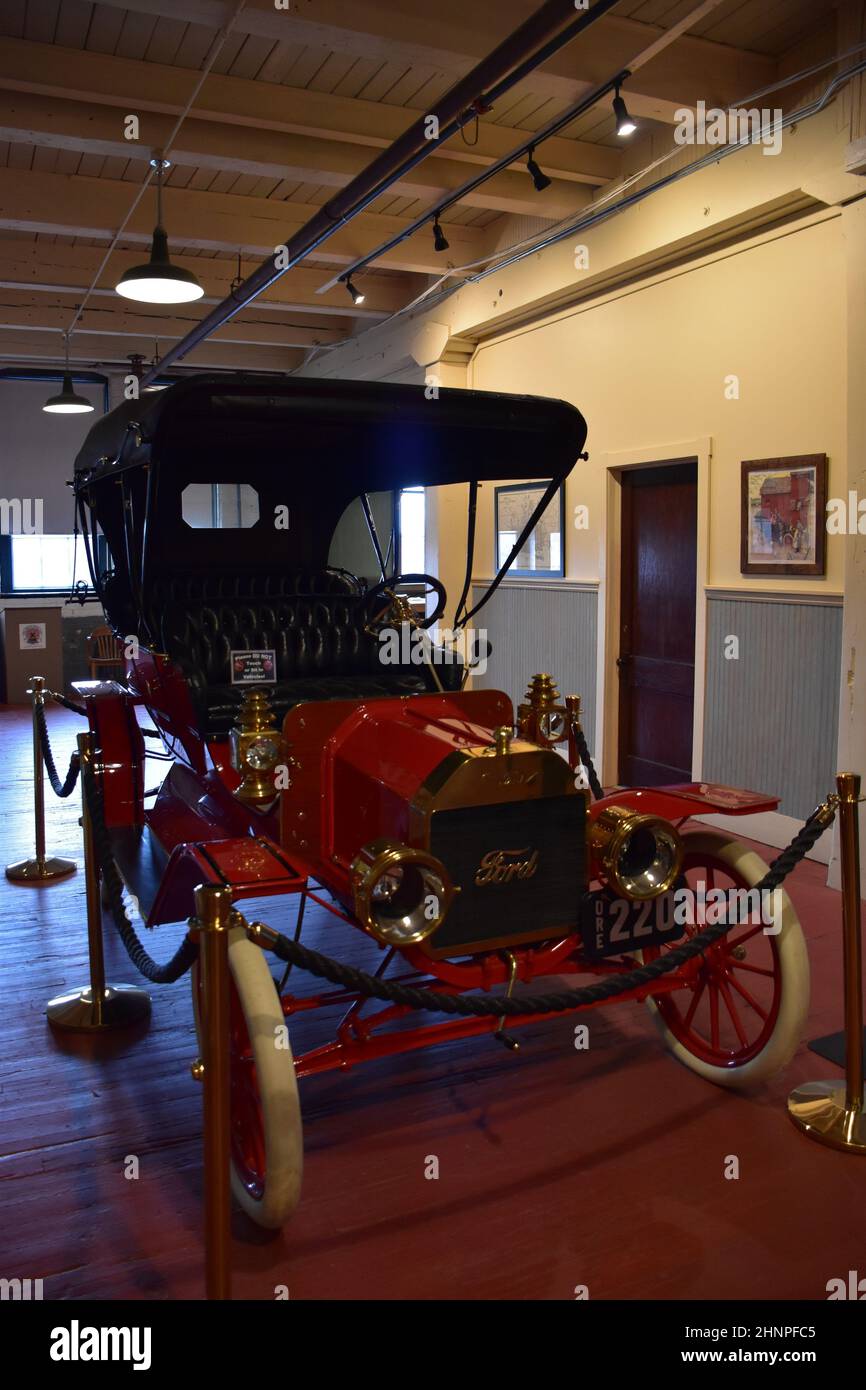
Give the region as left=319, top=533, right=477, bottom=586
left=425, top=481, right=470, bottom=627
left=466, top=213, right=846, bottom=594
left=296, top=88, right=860, bottom=881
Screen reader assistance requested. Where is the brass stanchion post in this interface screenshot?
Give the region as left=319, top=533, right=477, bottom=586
left=6, top=676, right=76, bottom=883
left=788, top=772, right=866, bottom=1152
left=46, top=732, right=151, bottom=1031
left=193, top=884, right=233, bottom=1300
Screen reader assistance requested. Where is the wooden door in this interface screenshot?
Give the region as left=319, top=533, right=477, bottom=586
left=617, top=462, right=697, bottom=786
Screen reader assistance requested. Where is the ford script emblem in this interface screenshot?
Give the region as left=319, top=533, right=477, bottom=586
left=475, top=848, right=539, bottom=886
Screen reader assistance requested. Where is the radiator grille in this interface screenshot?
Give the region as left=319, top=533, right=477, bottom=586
left=427, top=793, right=585, bottom=956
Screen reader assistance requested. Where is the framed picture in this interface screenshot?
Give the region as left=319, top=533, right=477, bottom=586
left=740, top=455, right=827, bottom=577
left=19, top=621, right=46, bottom=650
left=494, top=481, right=565, bottom=579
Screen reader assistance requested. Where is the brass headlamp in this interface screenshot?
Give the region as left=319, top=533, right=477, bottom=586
left=517, top=673, right=569, bottom=747
left=350, top=839, right=456, bottom=946
left=589, top=804, right=683, bottom=901
left=229, top=688, right=284, bottom=806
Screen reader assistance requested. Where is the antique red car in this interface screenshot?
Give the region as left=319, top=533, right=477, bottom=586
left=71, top=375, right=809, bottom=1229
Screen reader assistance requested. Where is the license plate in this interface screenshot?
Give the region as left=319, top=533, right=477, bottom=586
left=580, top=889, right=685, bottom=960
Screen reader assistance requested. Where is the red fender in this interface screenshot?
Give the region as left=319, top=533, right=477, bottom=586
left=586, top=781, right=779, bottom=892
left=590, top=781, right=779, bottom=825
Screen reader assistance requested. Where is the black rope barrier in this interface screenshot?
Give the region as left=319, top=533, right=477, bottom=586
left=50, top=691, right=87, bottom=716
left=34, top=703, right=190, bottom=980
left=258, top=807, right=833, bottom=1017
left=573, top=723, right=604, bottom=801
left=34, top=701, right=81, bottom=798
left=46, top=696, right=833, bottom=1010
left=81, top=763, right=198, bottom=984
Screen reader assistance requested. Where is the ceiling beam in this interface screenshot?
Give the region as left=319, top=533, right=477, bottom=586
left=0, top=239, right=407, bottom=318
left=87, top=0, right=778, bottom=114
left=0, top=330, right=303, bottom=373
left=0, top=167, right=488, bottom=275
left=0, top=37, right=620, bottom=185
left=0, top=289, right=348, bottom=350
left=0, top=90, right=596, bottom=220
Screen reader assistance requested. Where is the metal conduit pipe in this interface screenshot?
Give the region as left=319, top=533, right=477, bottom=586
left=340, top=69, right=628, bottom=286
left=330, top=0, right=734, bottom=290
left=140, top=0, right=624, bottom=385
left=475, top=57, right=866, bottom=282
left=368, top=53, right=866, bottom=341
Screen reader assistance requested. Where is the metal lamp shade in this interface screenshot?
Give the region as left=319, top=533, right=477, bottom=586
left=116, top=227, right=204, bottom=304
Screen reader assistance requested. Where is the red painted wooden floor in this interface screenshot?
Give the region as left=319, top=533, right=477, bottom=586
left=1, top=702, right=864, bottom=1301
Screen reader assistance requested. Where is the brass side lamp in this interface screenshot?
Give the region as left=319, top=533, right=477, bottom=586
left=229, top=689, right=284, bottom=806
left=517, top=673, right=569, bottom=748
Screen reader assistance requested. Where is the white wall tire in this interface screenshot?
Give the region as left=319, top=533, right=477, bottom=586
left=192, top=925, right=303, bottom=1229
left=643, top=830, right=810, bottom=1089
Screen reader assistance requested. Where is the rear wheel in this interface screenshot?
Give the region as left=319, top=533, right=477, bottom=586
left=643, top=830, right=809, bottom=1088
left=192, top=925, right=302, bottom=1228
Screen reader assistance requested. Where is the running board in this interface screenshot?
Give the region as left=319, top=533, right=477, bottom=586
left=108, top=832, right=306, bottom=928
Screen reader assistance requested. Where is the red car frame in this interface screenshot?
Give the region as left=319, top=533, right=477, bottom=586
left=70, top=375, right=809, bottom=1229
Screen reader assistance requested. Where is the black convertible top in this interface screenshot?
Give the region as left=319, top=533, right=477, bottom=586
left=73, top=373, right=587, bottom=630
left=74, top=373, right=586, bottom=488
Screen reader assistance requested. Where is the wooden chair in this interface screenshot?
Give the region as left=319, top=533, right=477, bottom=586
left=87, top=625, right=125, bottom=680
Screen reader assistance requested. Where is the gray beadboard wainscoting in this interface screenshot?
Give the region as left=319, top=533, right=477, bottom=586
left=469, top=580, right=598, bottom=747
left=702, top=591, right=843, bottom=821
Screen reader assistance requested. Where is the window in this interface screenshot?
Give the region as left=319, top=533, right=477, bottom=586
left=497, top=530, right=518, bottom=566
left=181, top=483, right=260, bottom=529
left=328, top=491, right=395, bottom=582
left=1, top=533, right=102, bottom=594
left=398, top=487, right=425, bottom=572
left=327, top=488, right=425, bottom=584
left=494, top=481, right=565, bottom=579
left=9, top=534, right=80, bottom=591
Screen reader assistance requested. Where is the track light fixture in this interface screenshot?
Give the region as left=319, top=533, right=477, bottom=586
left=42, top=333, right=94, bottom=415
left=115, top=157, right=204, bottom=304
left=432, top=218, right=450, bottom=253
left=344, top=275, right=365, bottom=305
left=613, top=80, right=637, bottom=138
left=525, top=147, right=552, bottom=192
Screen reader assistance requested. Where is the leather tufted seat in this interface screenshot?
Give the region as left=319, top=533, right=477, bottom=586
left=147, top=569, right=431, bottom=737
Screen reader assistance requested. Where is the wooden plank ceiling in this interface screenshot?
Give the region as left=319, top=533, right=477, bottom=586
left=0, top=0, right=833, bottom=374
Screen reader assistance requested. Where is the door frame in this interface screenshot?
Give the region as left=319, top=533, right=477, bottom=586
left=596, top=437, right=711, bottom=788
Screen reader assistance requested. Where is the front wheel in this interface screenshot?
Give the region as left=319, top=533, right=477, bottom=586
left=643, top=830, right=809, bottom=1088
left=192, top=925, right=303, bottom=1228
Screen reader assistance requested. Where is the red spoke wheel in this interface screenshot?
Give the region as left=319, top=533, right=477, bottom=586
left=192, top=925, right=303, bottom=1228
left=642, top=831, right=809, bottom=1087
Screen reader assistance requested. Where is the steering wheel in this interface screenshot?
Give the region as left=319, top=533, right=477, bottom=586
left=365, top=573, right=447, bottom=631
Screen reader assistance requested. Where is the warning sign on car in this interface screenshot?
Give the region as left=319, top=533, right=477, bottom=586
left=230, top=649, right=277, bottom=684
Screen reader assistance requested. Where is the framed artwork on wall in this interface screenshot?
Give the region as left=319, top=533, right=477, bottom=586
left=494, top=480, right=565, bottom=578
left=18, top=620, right=46, bottom=650
left=740, top=454, right=827, bottom=577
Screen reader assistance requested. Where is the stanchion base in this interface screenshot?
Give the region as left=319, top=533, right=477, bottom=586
left=46, top=984, right=151, bottom=1032
left=788, top=1080, right=866, bottom=1153
left=6, top=856, right=77, bottom=884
